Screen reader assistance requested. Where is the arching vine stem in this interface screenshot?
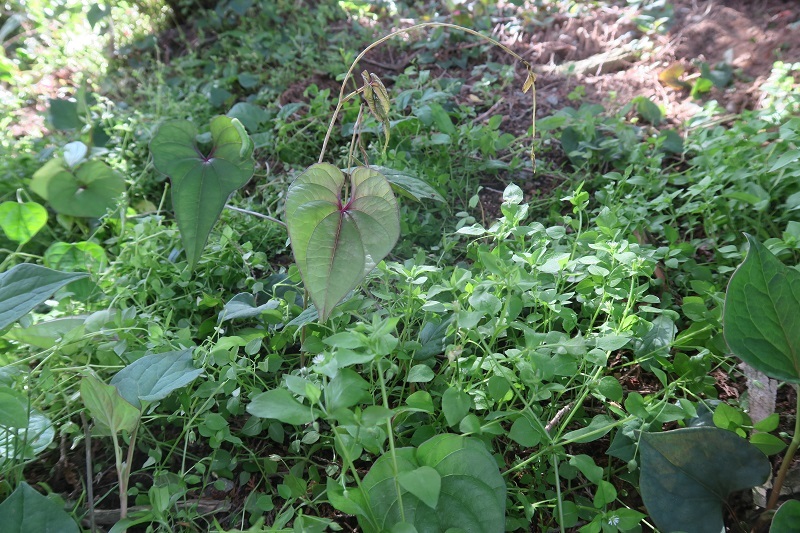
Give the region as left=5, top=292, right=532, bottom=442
left=317, top=22, right=537, bottom=167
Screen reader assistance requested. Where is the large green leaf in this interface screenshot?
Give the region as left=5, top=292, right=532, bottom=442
left=0, top=409, right=55, bottom=460
left=80, top=375, right=140, bottom=436
left=0, top=202, right=47, bottom=244
left=0, top=482, right=79, bottom=533
left=29, top=159, right=125, bottom=218
left=0, top=264, right=88, bottom=330
left=109, top=348, right=203, bottom=409
left=3, top=316, right=85, bottom=349
left=639, top=427, right=770, bottom=533
left=285, top=163, right=399, bottom=321
left=771, top=500, right=800, bottom=533
left=359, top=434, right=505, bottom=533
left=150, top=116, right=255, bottom=268
left=247, top=388, right=319, bottom=425
left=723, top=234, right=800, bottom=382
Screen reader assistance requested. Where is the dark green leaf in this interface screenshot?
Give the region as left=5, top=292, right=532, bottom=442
left=639, top=427, right=770, bottom=533
left=0, top=482, right=79, bottom=533
left=724, top=234, right=800, bottom=382
left=150, top=116, right=255, bottom=268
left=360, top=434, right=505, bottom=533
left=47, top=98, right=80, bottom=130
left=110, top=349, right=202, bottom=409
left=0, top=409, right=54, bottom=460
left=0, top=264, right=87, bottom=330
left=771, top=500, right=800, bottom=533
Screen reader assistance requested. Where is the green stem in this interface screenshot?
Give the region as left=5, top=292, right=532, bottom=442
left=318, top=22, right=535, bottom=164
left=766, top=386, right=800, bottom=510
left=378, top=359, right=405, bottom=522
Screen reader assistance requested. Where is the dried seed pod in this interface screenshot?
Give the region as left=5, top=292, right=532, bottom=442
left=361, top=70, right=391, bottom=152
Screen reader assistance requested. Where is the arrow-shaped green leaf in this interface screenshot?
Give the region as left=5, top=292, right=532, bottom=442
left=150, top=116, right=254, bottom=268
left=0, top=264, right=88, bottom=330
left=285, top=163, right=399, bottom=321
left=723, top=234, right=800, bottom=383
left=639, top=427, right=770, bottom=533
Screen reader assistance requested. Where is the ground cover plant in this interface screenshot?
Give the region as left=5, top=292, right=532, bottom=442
left=1, top=0, right=799, bottom=531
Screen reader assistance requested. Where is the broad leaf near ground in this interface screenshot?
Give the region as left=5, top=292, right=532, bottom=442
left=359, top=434, right=505, bottom=533
left=3, top=317, right=86, bottom=349
left=771, top=500, right=800, bottom=533
left=0, top=264, right=88, bottom=330
left=723, top=234, right=800, bottom=383
left=0, top=201, right=47, bottom=244
left=29, top=159, right=125, bottom=218
left=639, top=427, right=770, bottom=533
left=0, top=410, right=55, bottom=460
left=80, top=375, right=140, bottom=436
left=285, top=163, right=399, bottom=321
left=0, top=482, right=79, bottom=533
left=110, top=348, right=202, bottom=409
left=247, top=388, right=319, bottom=425
left=150, top=116, right=255, bottom=268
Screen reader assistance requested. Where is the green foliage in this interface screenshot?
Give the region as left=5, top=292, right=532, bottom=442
left=0, top=264, right=87, bottom=330
left=30, top=159, right=125, bottom=218
left=639, top=427, right=770, bottom=532
left=0, top=202, right=47, bottom=245
left=5, top=2, right=800, bottom=531
left=724, top=234, right=800, bottom=383
left=285, top=163, right=400, bottom=321
left=358, top=434, right=505, bottom=532
left=150, top=116, right=255, bottom=268
left=771, top=500, right=800, bottom=533
left=0, top=482, right=79, bottom=533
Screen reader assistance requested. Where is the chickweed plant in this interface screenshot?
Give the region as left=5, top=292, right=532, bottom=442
left=1, top=2, right=799, bottom=532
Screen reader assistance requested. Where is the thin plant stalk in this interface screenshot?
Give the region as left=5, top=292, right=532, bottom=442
left=318, top=22, right=536, bottom=165
left=766, top=387, right=800, bottom=510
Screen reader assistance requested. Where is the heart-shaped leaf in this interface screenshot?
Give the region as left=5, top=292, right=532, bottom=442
left=0, top=202, right=47, bottom=244
left=359, top=434, right=505, bottom=533
left=150, top=116, right=255, bottom=268
left=285, top=163, right=399, bottom=321
left=0, top=264, right=88, bottom=330
left=0, top=482, right=79, bottom=533
left=29, top=159, right=125, bottom=218
left=80, top=375, right=140, bottom=436
left=639, top=427, right=770, bottom=533
left=109, top=349, right=203, bottom=409
left=397, top=466, right=442, bottom=509
left=724, top=234, right=800, bottom=383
